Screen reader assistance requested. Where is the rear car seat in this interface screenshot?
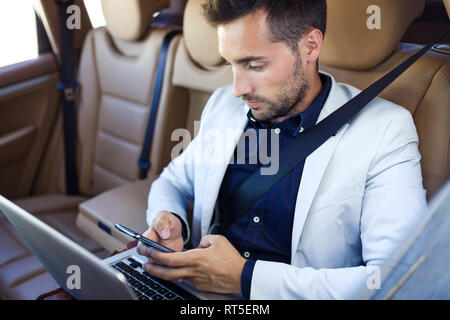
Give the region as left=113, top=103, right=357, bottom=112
left=76, top=0, right=233, bottom=253
left=76, top=0, right=450, bottom=252
left=0, top=0, right=185, bottom=299
left=319, top=0, right=450, bottom=199
left=75, top=0, right=450, bottom=253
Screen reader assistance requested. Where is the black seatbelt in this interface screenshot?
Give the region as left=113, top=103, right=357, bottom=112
left=221, top=28, right=449, bottom=231
left=138, top=30, right=182, bottom=180
left=56, top=0, right=79, bottom=195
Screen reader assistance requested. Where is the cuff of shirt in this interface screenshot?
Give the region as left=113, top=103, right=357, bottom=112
left=241, top=259, right=256, bottom=300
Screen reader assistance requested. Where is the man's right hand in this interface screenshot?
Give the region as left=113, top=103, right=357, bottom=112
left=135, top=211, right=184, bottom=256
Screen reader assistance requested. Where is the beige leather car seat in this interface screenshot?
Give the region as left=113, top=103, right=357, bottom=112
left=320, top=0, right=450, bottom=199
left=76, top=0, right=232, bottom=253
left=0, top=0, right=186, bottom=299
left=444, top=0, right=450, bottom=19
left=75, top=0, right=450, bottom=253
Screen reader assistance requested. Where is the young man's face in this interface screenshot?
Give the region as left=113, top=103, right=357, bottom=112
left=218, top=10, right=310, bottom=123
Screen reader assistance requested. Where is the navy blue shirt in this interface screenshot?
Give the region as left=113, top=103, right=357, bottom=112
left=217, top=74, right=332, bottom=299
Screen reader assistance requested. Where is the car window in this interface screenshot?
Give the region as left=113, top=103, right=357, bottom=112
left=0, top=0, right=38, bottom=68
left=84, top=0, right=106, bottom=28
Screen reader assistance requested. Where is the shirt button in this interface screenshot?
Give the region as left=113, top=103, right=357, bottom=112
left=244, top=251, right=251, bottom=258
left=299, top=127, right=304, bottom=133
left=253, top=216, right=260, bottom=223
left=274, top=128, right=281, bottom=134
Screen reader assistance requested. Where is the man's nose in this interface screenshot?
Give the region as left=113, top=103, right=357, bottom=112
left=232, top=72, right=253, bottom=98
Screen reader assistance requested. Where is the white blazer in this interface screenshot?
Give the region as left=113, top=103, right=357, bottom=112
left=146, top=73, right=428, bottom=299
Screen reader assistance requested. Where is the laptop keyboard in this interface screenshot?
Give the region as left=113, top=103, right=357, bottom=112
left=112, top=257, right=198, bottom=300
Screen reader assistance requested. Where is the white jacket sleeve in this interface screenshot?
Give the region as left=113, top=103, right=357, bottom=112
left=145, top=88, right=223, bottom=242
left=251, top=107, right=428, bottom=299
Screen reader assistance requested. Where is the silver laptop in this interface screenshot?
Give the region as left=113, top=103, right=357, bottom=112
left=0, top=195, right=237, bottom=300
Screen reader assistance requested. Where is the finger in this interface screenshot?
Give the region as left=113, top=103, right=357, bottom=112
left=137, top=228, right=160, bottom=256
left=148, top=248, right=195, bottom=268
left=154, top=216, right=171, bottom=240
left=198, top=234, right=217, bottom=249
left=136, top=243, right=162, bottom=263
left=126, top=240, right=138, bottom=249
left=136, top=242, right=148, bottom=256
left=135, top=246, right=161, bottom=265
left=144, top=227, right=160, bottom=242
left=143, top=262, right=192, bottom=282
left=167, top=213, right=175, bottom=230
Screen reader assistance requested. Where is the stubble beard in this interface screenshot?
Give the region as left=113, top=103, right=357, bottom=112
left=245, top=56, right=310, bottom=123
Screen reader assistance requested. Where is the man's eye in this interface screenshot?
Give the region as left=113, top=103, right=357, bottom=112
left=248, top=64, right=264, bottom=71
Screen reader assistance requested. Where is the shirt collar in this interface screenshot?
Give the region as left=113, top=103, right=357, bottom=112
left=247, top=73, right=332, bottom=136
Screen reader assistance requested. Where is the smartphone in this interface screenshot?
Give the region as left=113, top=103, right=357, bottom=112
left=114, top=224, right=175, bottom=253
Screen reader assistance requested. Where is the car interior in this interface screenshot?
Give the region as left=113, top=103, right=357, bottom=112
left=0, top=0, right=448, bottom=300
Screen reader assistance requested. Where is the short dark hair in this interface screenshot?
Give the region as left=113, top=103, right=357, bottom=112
left=202, top=0, right=327, bottom=52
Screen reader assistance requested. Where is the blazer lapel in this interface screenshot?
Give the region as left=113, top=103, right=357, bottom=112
left=200, top=101, right=249, bottom=237
left=291, top=75, right=351, bottom=260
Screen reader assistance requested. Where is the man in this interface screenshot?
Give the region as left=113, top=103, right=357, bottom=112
left=135, top=0, right=427, bottom=299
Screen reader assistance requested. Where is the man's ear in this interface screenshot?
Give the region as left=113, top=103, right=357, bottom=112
left=299, top=28, right=323, bottom=66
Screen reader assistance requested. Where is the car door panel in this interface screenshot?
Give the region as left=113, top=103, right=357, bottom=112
left=0, top=53, right=60, bottom=199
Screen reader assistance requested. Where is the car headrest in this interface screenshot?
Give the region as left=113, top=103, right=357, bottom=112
left=320, top=0, right=425, bottom=70
left=183, top=0, right=224, bottom=67
left=101, top=0, right=170, bottom=42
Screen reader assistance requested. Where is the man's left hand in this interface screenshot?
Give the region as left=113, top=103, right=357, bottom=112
left=141, top=235, right=246, bottom=295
